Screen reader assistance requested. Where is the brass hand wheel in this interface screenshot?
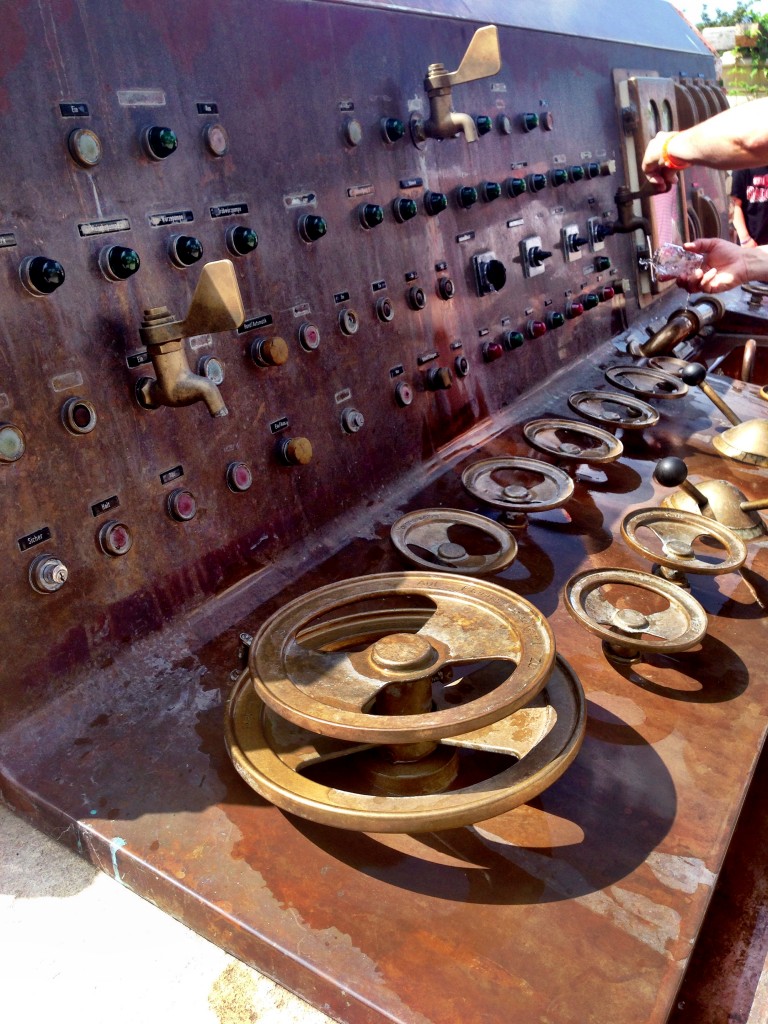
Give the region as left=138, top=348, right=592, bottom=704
left=621, top=507, right=747, bottom=583
left=461, top=456, right=574, bottom=521
left=564, top=567, right=708, bottom=663
left=605, top=365, right=688, bottom=399
left=225, top=572, right=586, bottom=831
left=226, top=655, right=585, bottom=833
left=567, top=390, right=659, bottom=431
left=647, top=356, right=690, bottom=378
left=523, top=417, right=624, bottom=463
left=248, top=572, right=554, bottom=743
left=390, top=508, right=517, bottom=574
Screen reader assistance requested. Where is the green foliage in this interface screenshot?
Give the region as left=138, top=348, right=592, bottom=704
left=699, top=1, right=759, bottom=27
left=701, top=0, right=768, bottom=95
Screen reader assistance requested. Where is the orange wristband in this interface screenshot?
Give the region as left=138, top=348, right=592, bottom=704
left=661, top=132, right=691, bottom=171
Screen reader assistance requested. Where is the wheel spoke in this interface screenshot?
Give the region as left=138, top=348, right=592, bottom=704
left=416, top=593, right=522, bottom=664
left=443, top=701, right=555, bottom=757
left=284, top=640, right=388, bottom=711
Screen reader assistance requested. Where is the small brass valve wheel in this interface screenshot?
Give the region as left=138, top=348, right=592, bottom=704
left=461, top=456, right=574, bottom=528
left=680, top=362, right=768, bottom=468
left=390, top=508, right=517, bottom=574
left=567, top=390, right=659, bottom=431
left=654, top=456, right=768, bottom=541
left=647, top=356, right=690, bottom=378
left=225, top=571, right=585, bottom=831
left=564, top=567, right=708, bottom=664
left=621, top=507, right=747, bottom=587
left=523, top=418, right=623, bottom=464
left=604, top=365, right=688, bottom=399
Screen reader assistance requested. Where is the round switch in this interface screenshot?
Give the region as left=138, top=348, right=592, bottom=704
left=98, top=520, right=133, bottom=557
left=527, top=173, right=548, bottom=193
left=546, top=311, right=565, bottom=330
left=343, top=118, right=363, bottom=146
left=341, top=408, right=365, bottom=433
left=61, top=397, right=97, bottom=435
left=568, top=164, right=586, bottom=183
left=424, top=191, right=448, bottom=216
left=359, top=203, right=384, bottom=229
left=226, top=461, right=253, bottom=493
left=567, top=234, right=588, bottom=253
left=20, top=256, right=65, bottom=296
left=437, top=277, right=455, bottom=300
left=339, top=308, right=360, bottom=336
left=497, top=114, right=513, bottom=135
left=68, top=127, right=103, bottom=167
left=29, top=554, right=68, bottom=594
left=454, top=354, right=470, bottom=377
left=299, top=322, right=321, bottom=351
left=474, top=115, right=493, bottom=136
left=167, top=488, right=197, bottom=522
left=227, top=226, right=259, bottom=256
left=426, top=366, right=453, bottom=391
left=100, top=245, right=140, bottom=281
left=549, top=168, right=568, bottom=188
left=594, top=256, right=612, bottom=272
left=380, top=117, right=405, bottom=143
left=456, top=186, right=478, bottom=209
left=0, top=423, right=25, bottom=462
left=279, top=437, right=313, bottom=466
left=376, top=296, right=395, bottom=323
left=529, top=246, right=552, bottom=267
left=585, top=162, right=601, bottom=179
left=407, top=286, right=427, bottom=311
left=392, top=197, right=418, bottom=223
left=395, top=381, right=414, bottom=407
left=197, top=355, right=225, bottom=384
left=203, top=122, right=229, bottom=157
left=581, top=292, right=600, bottom=310
left=565, top=300, right=584, bottom=319
left=521, top=112, right=539, bottom=132
left=526, top=319, right=547, bottom=339
left=481, top=181, right=502, bottom=202
left=169, top=235, right=203, bottom=268
left=251, top=336, right=289, bottom=367
left=506, top=177, right=527, bottom=198
left=298, top=215, right=327, bottom=243
left=479, top=258, right=507, bottom=294
left=597, top=285, right=615, bottom=302
left=142, top=126, right=178, bottom=160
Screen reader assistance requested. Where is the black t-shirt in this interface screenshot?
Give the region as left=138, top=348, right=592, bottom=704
left=731, top=166, right=768, bottom=244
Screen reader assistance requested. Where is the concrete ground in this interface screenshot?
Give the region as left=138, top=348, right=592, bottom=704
left=0, top=803, right=333, bottom=1024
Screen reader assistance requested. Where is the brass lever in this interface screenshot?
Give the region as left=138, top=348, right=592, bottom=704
left=136, top=260, right=245, bottom=418
left=422, top=25, right=501, bottom=143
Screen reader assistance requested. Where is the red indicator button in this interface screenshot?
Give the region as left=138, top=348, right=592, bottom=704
left=227, top=461, right=253, bottom=493
left=99, top=520, right=133, bottom=557
left=168, top=488, right=197, bottom=522
left=482, top=340, right=504, bottom=362
left=565, top=301, right=584, bottom=319
left=526, top=319, right=547, bottom=339
left=598, top=286, right=615, bottom=302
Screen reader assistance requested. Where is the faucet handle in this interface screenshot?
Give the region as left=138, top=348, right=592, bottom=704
left=427, top=25, right=501, bottom=90
left=179, top=259, right=245, bottom=339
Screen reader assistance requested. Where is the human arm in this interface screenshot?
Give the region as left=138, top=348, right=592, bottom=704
left=731, top=198, right=757, bottom=247
left=642, top=97, right=768, bottom=191
left=674, top=237, right=768, bottom=293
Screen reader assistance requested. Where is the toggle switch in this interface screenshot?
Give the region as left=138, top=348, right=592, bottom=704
left=520, top=236, right=551, bottom=278
left=169, top=235, right=204, bottom=268
left=19, top=256, right=65, bottom=296
left=142, top=126, right=178, bottom=160
left=561, top=224, right=587, bottom=263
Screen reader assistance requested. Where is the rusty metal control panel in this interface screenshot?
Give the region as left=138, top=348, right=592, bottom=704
left=2, top=2, right=768, bottom=1022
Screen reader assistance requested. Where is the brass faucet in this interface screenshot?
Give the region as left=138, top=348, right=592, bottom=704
left=136, top=260, right=244, bottom=417
left=629, top=296, right=724, bottom=358
left=422, top=25, right=501, bottom=143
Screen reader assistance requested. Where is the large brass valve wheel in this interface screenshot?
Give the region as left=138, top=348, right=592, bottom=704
left=390, top=508, right=517, bottom=574
left=461, top=456, right=574, bottom=528
left=568, top=390, right=659, bottom=431
left=226, top=572, right=585, bottom=831
left=621, top=507, right=747, bottom=585
left=523, top=417, right=624, bottom=463
left=605, top=364, right=688, bottom=399
left=564, top=567, right=708, bottom=663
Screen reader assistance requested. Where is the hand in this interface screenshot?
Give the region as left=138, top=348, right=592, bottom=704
left=675, top=238, right=752, bottom=294
left=641, top=131, right=679, bottom=193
